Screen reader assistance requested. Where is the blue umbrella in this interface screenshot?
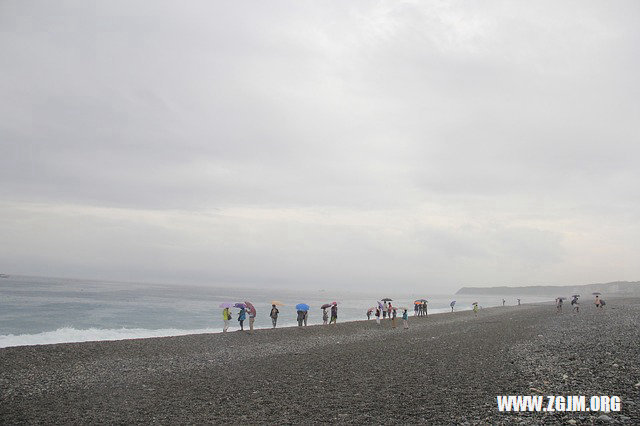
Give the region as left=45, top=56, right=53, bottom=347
left=450, top=301, right=456, bottom=307
left=296, top=303, right=310, bottom=311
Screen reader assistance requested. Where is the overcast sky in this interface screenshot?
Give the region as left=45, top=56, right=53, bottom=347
left=1, top=1, right=638, bottom=292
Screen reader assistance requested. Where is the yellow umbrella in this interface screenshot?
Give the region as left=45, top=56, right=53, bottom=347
left=270, top=300, right=284, bottom=306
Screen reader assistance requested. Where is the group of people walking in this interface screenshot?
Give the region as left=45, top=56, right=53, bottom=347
left=222, top=305, right=256, bottom=333
left=370, top=303, right=409, bottom=329
left=556, top=294, right=606, bottom=314
left=414, top=301, right=428, bottom=317
left=223, top=302, right=340, bottom=332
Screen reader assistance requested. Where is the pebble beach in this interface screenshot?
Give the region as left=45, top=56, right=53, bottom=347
left=1, top=300, right=639, bottom=424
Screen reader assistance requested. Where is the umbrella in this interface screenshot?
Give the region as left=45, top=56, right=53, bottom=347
left=557, top=297, right=567, bottom=300
left=296, top=303, right=310, bottom=311
left=571, top=294, right=580, bottom=298
left=321, top=303, right=332, bottom=309
left=592, top=292, right=601, bottom=296
left=244, top=301, right=256, bottom=316
left=450, top=301, right=456, bottom=307
left=219, top=302, right=234, bottom=308
left=415, top=298, right=428, bottom=303
left=270, top=300, right=284, bottom=306
left=377, top=301, right=384, bottom=308
left=381, top=298, right=393, bottom=302
left=472, top=302, right=478, bottom=305
left=234, top=302, right=246, bottom=309
left=414, top=300, right=422, bottom=305
left=367, top=307, right=376, bottom=313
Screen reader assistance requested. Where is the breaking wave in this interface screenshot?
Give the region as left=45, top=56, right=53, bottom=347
left=0, top=327, right=220, bottom=348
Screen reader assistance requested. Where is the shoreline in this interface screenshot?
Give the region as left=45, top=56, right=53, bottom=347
left=2, top=300, right=638, bottom=424
left=0, top=301, right=540, bottom=349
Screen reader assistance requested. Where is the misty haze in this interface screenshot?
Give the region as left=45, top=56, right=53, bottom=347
left=1, top=1, right=639, bottom=424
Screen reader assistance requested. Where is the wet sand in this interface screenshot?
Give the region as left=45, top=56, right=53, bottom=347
left=1, top=300, right=639, bottom=424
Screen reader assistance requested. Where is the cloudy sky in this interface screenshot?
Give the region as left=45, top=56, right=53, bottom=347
left=1, top=1, right=638, bottom=292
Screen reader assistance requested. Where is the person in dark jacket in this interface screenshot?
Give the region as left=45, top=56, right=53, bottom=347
left=297, top=310, right=305, bottom=327
left=330, top=304, right=338, bottom=324
left=270, top=305, right=279, bottom=328
left=238, top=307, right=246, bottom=331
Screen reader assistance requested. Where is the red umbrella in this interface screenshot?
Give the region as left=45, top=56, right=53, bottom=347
left=244, top=301, right=256, bottom=316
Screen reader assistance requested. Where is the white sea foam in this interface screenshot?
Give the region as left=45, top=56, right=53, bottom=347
left=0, top=327, right=220, bottom=348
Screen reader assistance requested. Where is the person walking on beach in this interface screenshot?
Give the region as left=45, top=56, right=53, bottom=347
left=517, top=299, right=521, bottom=306
left=323, top=308, right=329, bottom=325
left=297, top=310, right=305, bottom=327
left=366, top=310, right=371, bottom=320
left=502, top=299, right=506, bottom=306
left=556, top=298, right=563, bottom=314
left=330, top=304, right=338, bottom=324
left=249, top=307, right=256, bottom=333
left=422, top=301, right=428, bottom=317
left=382, top=304, right=387, bottom=320
left=303, top=310, right=309, bottom=326
left=391, top=308, right=397, bottom=328
left=238, top=306, right=246, bottom=331
left=595, top=295, right=602, bottom=310
left=473, top=303, right=478, bottom=317
left=414, top=303, right=419, bottom=316
left=387, top=303, right=392, bottom=320
left=222, top=307, right=232, bottom=332
left=571, top=296, right=580, bottom=313
left=375, top=307, right=381, bottom=325
left=270, top=305, right=279, bottom=328
left=402, top=309, right=409, bottom=329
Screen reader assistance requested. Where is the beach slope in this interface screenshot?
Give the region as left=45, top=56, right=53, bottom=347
left=1, top=301, right=639, bottom=424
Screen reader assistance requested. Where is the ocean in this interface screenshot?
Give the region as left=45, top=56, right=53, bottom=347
left=0, top=275, right=551, bottom=348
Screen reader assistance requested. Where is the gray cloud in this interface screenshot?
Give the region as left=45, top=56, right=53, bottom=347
left=1, top=1, right=639, bottom=291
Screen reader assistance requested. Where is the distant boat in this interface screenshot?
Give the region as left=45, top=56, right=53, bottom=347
left=0, top=274, right=9, bottom=278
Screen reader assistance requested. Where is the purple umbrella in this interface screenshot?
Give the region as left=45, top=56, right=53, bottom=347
left=234, top=302, right=246, bottom=309
left=219, top=302, right=234, bottom=308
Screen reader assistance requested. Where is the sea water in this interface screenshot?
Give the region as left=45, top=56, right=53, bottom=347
left=0, top=275, right=550, bottom=348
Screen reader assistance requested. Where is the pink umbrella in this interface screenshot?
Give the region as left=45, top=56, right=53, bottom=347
left=244, top=301, right=256, bottom=316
